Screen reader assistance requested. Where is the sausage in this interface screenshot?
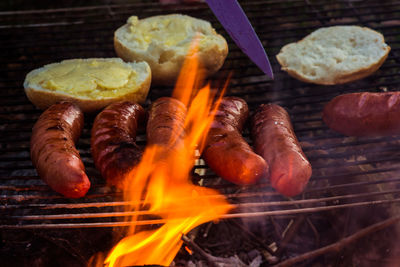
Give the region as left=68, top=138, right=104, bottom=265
left=323, top=92, right=400, bottom=136
left=146, top=97, right=187, bottom=150
left=30, top=102, right=90, bottom=198
left=202, top=97, right=268, bottom=185
left=91, top=101, right=146, bottom=188
left=251, top=104, right=312, bottom=197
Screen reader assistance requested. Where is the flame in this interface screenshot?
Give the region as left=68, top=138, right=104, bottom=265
left=103, top=38, right=232, bottom=266
left=185, top=246, right=193, bottom=255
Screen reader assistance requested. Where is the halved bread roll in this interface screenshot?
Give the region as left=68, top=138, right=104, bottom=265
left=114, top=14, right=228, bottom=85
left=276, top=26, right=390, bottom=85
left=24, top=58, right=151, bottom=113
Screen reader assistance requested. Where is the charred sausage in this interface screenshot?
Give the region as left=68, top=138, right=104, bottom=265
left=323, top=92, right=400, bottom=136
left=202, top=97, right=268, bottom=185
left=30, top=102, right=90, bottom=198
left=91, top=101, right=146, bottom=188
left=251, top=104, right=312, bottom=197
left=146, top=97, right=187, bottom=150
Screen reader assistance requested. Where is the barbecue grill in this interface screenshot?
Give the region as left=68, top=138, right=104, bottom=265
left=2, top=0, right=400, bottom=266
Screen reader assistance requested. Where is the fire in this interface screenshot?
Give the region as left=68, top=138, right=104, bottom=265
left=103, top=39, right=232, bottom=266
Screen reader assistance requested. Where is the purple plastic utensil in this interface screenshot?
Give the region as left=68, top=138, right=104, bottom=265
left=205, top=0, right=274, bottom=79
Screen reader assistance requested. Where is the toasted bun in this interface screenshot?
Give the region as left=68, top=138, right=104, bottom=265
left=276, top=26, right=390, bottom=85
left=24, top=58, right=151, bottom=113
left=114, top=14, right=228, bottom=85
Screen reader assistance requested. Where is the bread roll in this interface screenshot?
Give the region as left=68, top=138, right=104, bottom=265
left=24, top=58, right=151, bottom=113
left=276, top=26, right=390, bottom=85
left=114, top=14, right=228, bottom=85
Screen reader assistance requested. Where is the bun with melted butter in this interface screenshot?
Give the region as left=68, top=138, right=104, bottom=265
left=114, top=14, right=228, bottom=85
left=24, top=58, right=151, bottom=113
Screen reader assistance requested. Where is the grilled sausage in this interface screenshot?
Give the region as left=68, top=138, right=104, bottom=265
left=323, top=92, right=400, bottom=136
left=251, top=104, right=312, bottom=196
left=202, top=97, right=268, bottom=185
left=91, top=101, right=146, bottom=188
left=30, top=102, right=90, bottom=198
left=146, top=97, right=187, bottom=150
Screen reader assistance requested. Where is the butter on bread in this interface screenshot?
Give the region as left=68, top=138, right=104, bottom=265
left=24, top=58, right=151, bottom=112
left=114, top=14, right=228, bottom=85
left=276, top=26, right=390, bottom=85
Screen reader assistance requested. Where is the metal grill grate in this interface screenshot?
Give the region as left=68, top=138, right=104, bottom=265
left=1, top=0, right=400, bottom=231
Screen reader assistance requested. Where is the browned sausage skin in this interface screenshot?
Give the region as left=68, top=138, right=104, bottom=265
left=251, top=104, right=312, bottom=197
left=202, top=97, right=268, bottom=185
left=30, top=102, right=90, bottom=198
left=91, top=101, right=146, bottom=188
left=146, top=97, right=187, bottom=150
left=323, top=92, right=400, bottom=137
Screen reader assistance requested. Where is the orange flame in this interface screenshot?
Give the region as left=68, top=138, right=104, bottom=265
left=103, top=38, right=232, bottom=266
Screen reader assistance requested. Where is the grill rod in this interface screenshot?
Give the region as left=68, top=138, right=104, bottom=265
left=0, top=172, right=400, bottom=203
left=8, top=188, right=400, bottom=220
left=2, top=196, right=400, bottom=229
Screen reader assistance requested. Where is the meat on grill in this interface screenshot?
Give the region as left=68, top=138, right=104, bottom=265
left=202, top=96, right=268, bottom=185
left=251, top=103, right=312, bottom=197
left=91, top=101, right=146, bottom=188
left=146, top=97, right=187, bottom=150
left=323, top=92, right=400, bottom=136
left=30, top=101, right=90, bottom=198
